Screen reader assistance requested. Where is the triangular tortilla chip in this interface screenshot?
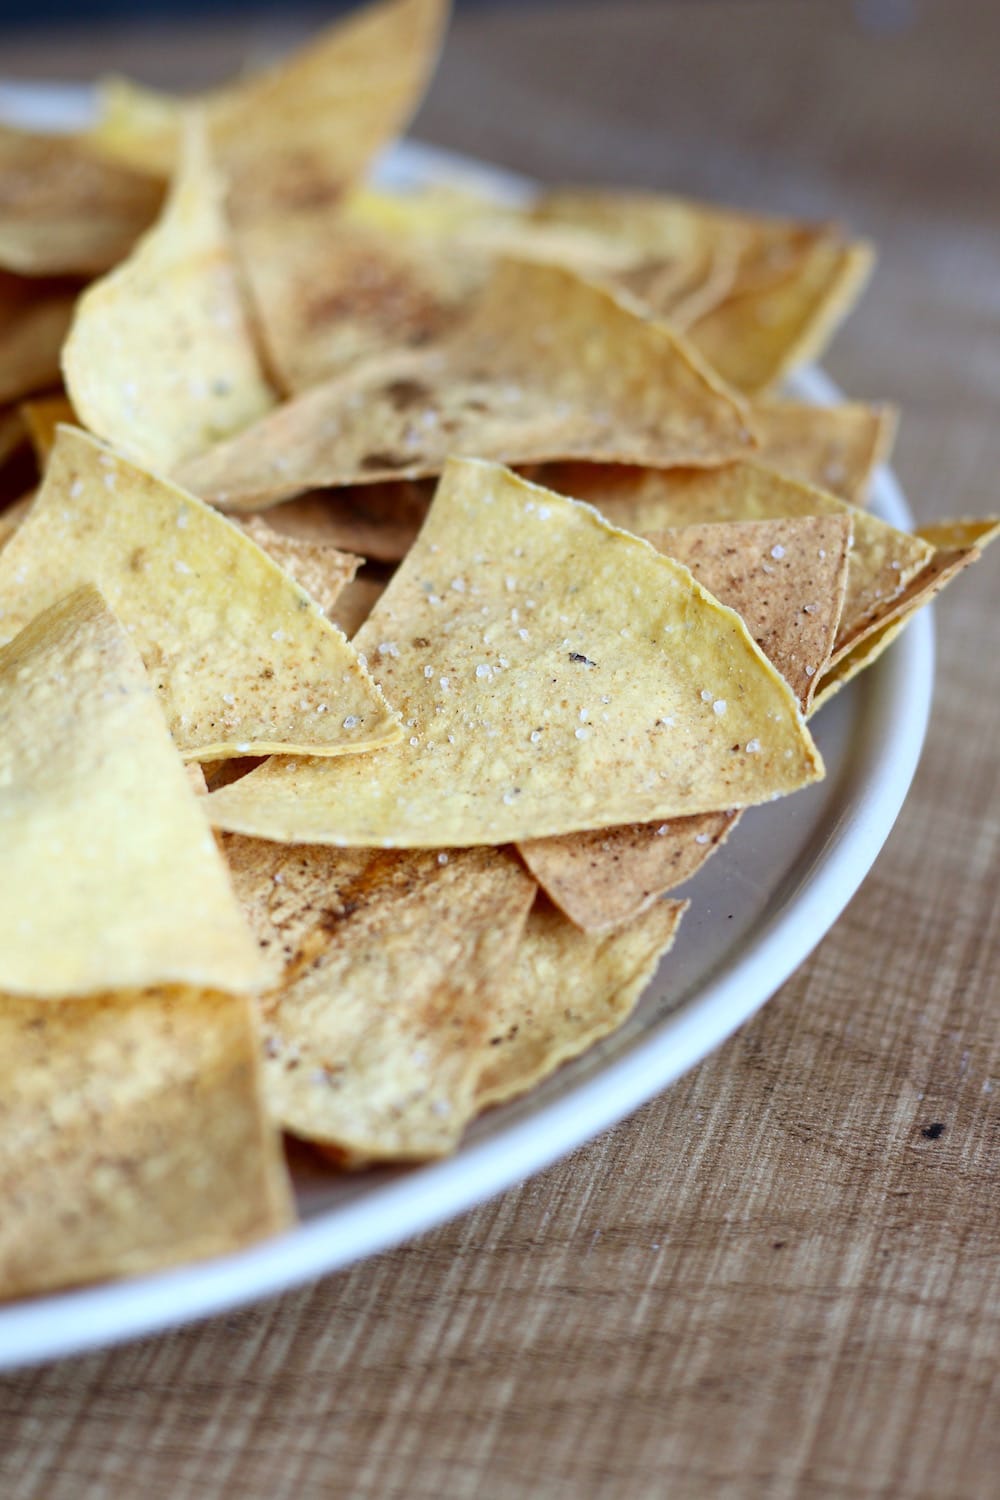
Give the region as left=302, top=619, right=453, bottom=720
left=0, top=123, right=162, bottom=277
left=258, top=481, right=434, bottom=563
left=0, top=426, right=401, bottom=761
left=63, top=117, right=275, bottom=473
left=813, top=520, right=1000, bottom=708
left=517, top=511, right=850, bottom=931
left=0, top=986, right=292, bottom=1301
left=88, top=0, right=450, bottom=202
left=0, top=587, right=266, bottom=997
left=538, top=461, right=934, bottom=665
left=687, top=237, right=874, bottom=393
left=239, top=515, right=361, bottom=618
left=475, top=895, right=687, bottom=1109
left=519, top=813, right=736, bottom=935
left=752, top=399, right=897, bottom=506
left=207, top=459, right=822, bottom=846
left=0, top=271, right=79, bottom=406
left=177, top=259, right=755, bottom=510
left=225, top=836, right=536, bottom=1162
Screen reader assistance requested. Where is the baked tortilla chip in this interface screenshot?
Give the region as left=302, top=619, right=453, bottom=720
left=519, top=813, right=736, bottom=935
left=0, top=986, right=292, bottom=1301
left=19, top=391, right=76, bottom=466
left=539, top=461, right=933, bottom=666
left=225, top=837, right=535, bottom=1162
left=239, top=515, right=361, bottom=618
left=517, top=512, right=850, bottom=931
left=752, top=399, right=897, bottom=505
left=0, top=588, right=266, bottom=997
left=0, top=271, right=79, bottom=406
left=88, top=0, right=449, bottom=200
left=178, top=259, right=755, bottom=510
left=207, top=459, right=822, bottom=847
left=259, top=482, right=433, bottom=564
left=0, top=426, right=401, bottom=761
left=814, top=518, right=1000, bottom=708
left=0, top=123, right=161, bottom=277
left=63, top=117, right=275, bottom=473
left=688, top=236, right=874, bottom=393
left=475, top=895, right=687, bottom=1109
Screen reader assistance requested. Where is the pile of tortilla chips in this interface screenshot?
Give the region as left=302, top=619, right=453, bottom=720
left=0, top=0, right=995, bottom=1303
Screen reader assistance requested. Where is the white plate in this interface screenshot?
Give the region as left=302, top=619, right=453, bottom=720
left=0, top=87, right=933, bottom=1370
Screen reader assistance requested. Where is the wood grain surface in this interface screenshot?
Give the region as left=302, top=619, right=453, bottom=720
left=1, top=4, right=998, bottom=1496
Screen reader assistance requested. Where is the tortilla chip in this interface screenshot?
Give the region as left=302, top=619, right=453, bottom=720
left=259, top=482, right=433, bottom=564
left=239, top=515, right=361, bottom=618
left=516, top=512, right=850, bottom=931
left=178, top=259, right=755, bottom=510
left=88, top=0, right=450, bottom=207
left=688, top=237, right=874, bottom=393
left=207, top=459, right=822, bottom=847
left=0, top=986, right=293, bottom=1301
left=329, top=574, right=386, bottom=638
left=813, top=520, right=1000, bottom=708
left=653, top=514, right=852, bottom=709
left=0, top=426, right=401, bottom=761
left=519, top=813, right=736, bottom=934
left=0, top=123, right=162, bottom=277
left=0, top=490, right=33, bottom=550
left=19, top=391, right=76, bottom=466
left=475, top=895, right=687, bottom=1109
left=0, top=272, right=79, bottom=406
left=63, top=117, right=275, bottom=473
left=0, top=587, right=266, bottom=997
left=539, top=461, right=933, bottom=666
left=225, top=837, right=536, bottom=1161
left=752, top=399, right=897, bottom=505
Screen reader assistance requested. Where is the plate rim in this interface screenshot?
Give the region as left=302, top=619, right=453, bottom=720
left=0, top=112, right=934, bottom=1371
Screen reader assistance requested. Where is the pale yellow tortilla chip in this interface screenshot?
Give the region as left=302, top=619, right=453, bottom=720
left=0, top=986, right=293, bottom=1301
left=63, top=117, right=275, bottom=473
left=688, top=237, right=874, bottom=393
left=0, top=588, right=266, bottom=997
left=813, top=520, right=1000, bottom=708
left=519, top=813, right=736, bottom=935
left=88, top=0, right=450, bottom=205
left=239, top=515, right=362, bottom=618
left=752, top=399, right=897, bottom=505
left=207, top=459, right=822, bottom=847
left=517, top=512, right=850, bottom=932
left=225, top=837, right=536, bottom=1162
left=19, top=391, right=77, bottom=466
left=475, top=896, right=687, bottom=1109
left=0, top=123, right=162, bottom=277
left=329, top=574, right=386, bottom=638
left=259, top=482, right=434, bottom=563
left=0, top=272, right=79, bottom=406
left=538, top=461, right=933, bottom=665
left=178, top=259, right=755, bottom=510
left=0, top=426, right=401, bottom=760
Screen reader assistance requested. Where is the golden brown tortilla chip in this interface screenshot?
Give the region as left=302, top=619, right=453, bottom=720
left=519, top=813, right=736, bottom=935
left=259, top=482, right=433, bottom=563
left=0, top=986, right=292, bottom=1301
left=0, top=588, right=267, bottom=997
left=19, top=391, right=76, bottom=466
left=88, top=0, right=450, bottom=205
left=0, top=123, right=162, bottom=277
left=475, top=895, right=687, bottom=1109
left=225, top=836, right=536, bottom=1162
left=539, top=461, right=933, bottom=665
left=329, top=574, right=386, bottom=638
left=687, top=237, right=874, bottom=393
left=813, top=520, right=1000, bottom=708
left=0, top=426, right=401, bottom=761
left=207, top=459, right=822, bottom=847
left=752, top=399, right=897, bottom=505
left=239, top=515, right=361, bottom=618
left=0, top=271, right=79, bottom=406
left=178, top=259, right=755, bottom=510
left=63, top=117, right=275, bottom=473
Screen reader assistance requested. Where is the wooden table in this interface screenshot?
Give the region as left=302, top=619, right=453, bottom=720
left=2, top=4, right=998, bottom=1495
